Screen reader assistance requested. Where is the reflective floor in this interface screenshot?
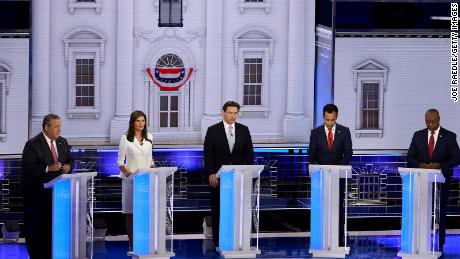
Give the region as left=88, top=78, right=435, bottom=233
left=1, top=234, right=460, bottom=259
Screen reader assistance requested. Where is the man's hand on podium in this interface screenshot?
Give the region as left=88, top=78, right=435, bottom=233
left=209, top=174, right=219, bottom=188
left=420, top=163, right=441, bottom=169
left=48, top=162, right=62, bottom=172
left=62, top=164, right=71, bottom=174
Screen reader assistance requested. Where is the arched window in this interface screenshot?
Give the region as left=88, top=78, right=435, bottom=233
left=352, top=59, right=389, bottom=138
left=63, top=28, right=106, bottom=119
left=233, top=28, right=275, bottom=117
left=156, top=54, right=183, bottom=129
left=157, top=53, right=184, bottom=68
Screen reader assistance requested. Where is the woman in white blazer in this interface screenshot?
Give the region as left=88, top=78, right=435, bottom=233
left=117, top=110, right=154, bottom=251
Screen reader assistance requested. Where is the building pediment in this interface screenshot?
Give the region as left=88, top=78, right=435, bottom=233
left=353, top=59, right=388, bottom=72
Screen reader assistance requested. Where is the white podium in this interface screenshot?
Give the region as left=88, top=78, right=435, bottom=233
left=216, top=165, right=265, bottom=259
left=131, top=167, right=177, bottom=259
left=44, top=171, right=97, bottom=259
left=308, top=164, right=352, bottom=258
left=397, top=167, right=445, bottom=259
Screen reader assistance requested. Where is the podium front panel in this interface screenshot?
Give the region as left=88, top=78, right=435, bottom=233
left=401, top=173, right=415, bottom=253
left=310, top=169, right=323, bottom=250
left=219, top=170, right=235, bottom=251
left=133, top=173, right=151, bottom=255
left=52, top=179, right=72, bottom=259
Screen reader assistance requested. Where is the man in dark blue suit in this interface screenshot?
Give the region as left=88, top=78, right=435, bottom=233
left=309, top=104, right=353, bottom=246
left=407, top=108, right=460, bottom=252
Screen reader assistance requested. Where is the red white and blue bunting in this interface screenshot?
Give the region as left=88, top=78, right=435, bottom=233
left=146, top=67, right=193, bottom=91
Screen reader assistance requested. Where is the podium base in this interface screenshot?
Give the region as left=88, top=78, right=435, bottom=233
left=310, top=247, right=350, bottom=258
left=131, top=251, right=175, bottom=259
left=218, top=247, right=261, bottom=258
left=397, top=251, right=442, bottom=259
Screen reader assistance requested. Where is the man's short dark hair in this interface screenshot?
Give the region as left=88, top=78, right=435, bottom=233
left=222, top=101, right=240, bottom=112
left=42, top=114, right=60, bottom=129
left=426, top=108, right=440, bottom=117
left=323, top=104, right=338, bottom=115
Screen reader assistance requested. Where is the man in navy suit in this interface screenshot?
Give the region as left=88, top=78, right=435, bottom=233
left=407, top=108, right=460, bottom=252
left=309, top=104, right=353, bottom=246
left=204, top=101, right=254, bottom=248
left=22, top=114, right=73, bottom=259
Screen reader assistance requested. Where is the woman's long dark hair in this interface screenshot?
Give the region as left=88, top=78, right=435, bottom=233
left=126, top=111, right=152, bottom=143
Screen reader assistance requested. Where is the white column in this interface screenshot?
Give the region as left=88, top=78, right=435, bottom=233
left=31, top=0, right=51, bottom=135
left=201, top=0, right=223, bottom=140
left=110, top=0, right=134, bottom=142
left=304, top=0, right=316, bottom=123
left=283, top=0, right=310, bottom=143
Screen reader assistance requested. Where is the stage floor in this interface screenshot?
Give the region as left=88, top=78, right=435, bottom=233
left=1, top=234, right=459, bottom=259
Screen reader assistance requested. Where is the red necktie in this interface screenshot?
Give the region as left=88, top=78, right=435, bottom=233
left=327, top=128, right=333, bottom=151
left=50, top=140, right=58, bottom=163
left=428, top=131, right=435, bottom=160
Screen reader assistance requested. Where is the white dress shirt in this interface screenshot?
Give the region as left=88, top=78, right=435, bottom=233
left=324, top=124, right=336, bottom=141
left=223, top=120, right=236, bottom=152
left=223, top=120, right=235, bottom=136
left=427, top=126, right=440, bottom=147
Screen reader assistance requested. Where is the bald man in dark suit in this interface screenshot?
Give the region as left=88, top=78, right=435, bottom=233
left=407, top=108, right=460, bottom=252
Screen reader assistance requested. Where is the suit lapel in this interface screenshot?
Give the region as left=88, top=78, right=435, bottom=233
left=56, top=138, right=67, bottom=163
left=218, top=122, right=232, bottom=155
left=431, top=128, right=445, bottom=160
left=421, top=129, right=430, bottom=160
left=233, top=123, right=241, bottom=153
left=319, top=127, right=328, bottom=150
left=333, top=126, right=341, bottom=151
left=39, top=133, right=54, bottom=165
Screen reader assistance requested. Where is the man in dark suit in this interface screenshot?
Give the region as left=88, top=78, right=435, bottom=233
left=309, top=104, right=353, bottom=247
left=22, top=114, right=73, bottom=259
left=407, top=108, right=460, bottom=252
left=204, top=101, right=254, bottom=248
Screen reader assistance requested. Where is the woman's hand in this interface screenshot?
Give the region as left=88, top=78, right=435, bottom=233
left=120, top=165, right=131, bottom=177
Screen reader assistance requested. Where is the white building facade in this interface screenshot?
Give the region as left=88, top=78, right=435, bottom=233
left=334, top=37, right=459, bottom=150
left=1, top=1, right=457, bottom=153
left=30, top=0, right=316, bottom=145
left=0, top=38, right=29, bottom=154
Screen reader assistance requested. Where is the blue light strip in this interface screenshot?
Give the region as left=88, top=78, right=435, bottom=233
left=0, top=159, right=4, bottom=180
left=52, top=179, right=71, bottom=259
left=219, top=170, right=235, bottom=251
left=133, top=174, right=151, bottom=255
left=401, top=174, right=414, bottom=253
left=310, top=169, right=323, bottom=250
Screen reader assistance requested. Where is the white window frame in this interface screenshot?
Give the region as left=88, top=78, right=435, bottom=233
left=242, top=55, right=263, bottom=106
left=238, top=0, right=271, bottom=14
left=73, top=54, right=96, bottom=108
left=63, top=28, right=105, bottom=119
left=234, top=28, right=275, bottom=118
left=239, top=51, right=268, bottom=112
left=352, top=60, right=388, bottom=138
left=0, top=63, right=11, bottom=142
left=159, top=94, right=180, bottom=130
left=359, top=80, right=382, bottom=128
left=68, top=0, right=102, bottom=14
